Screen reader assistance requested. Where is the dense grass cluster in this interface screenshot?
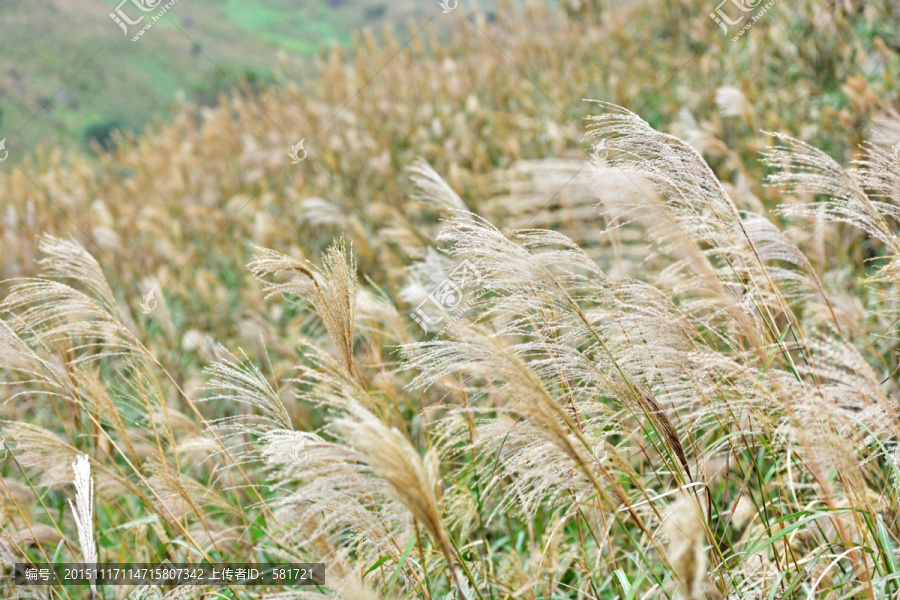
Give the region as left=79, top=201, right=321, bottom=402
left=1, top=1, right=900, bottom=599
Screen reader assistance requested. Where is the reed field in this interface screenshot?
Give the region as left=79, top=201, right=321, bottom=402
left=1, top=0, right=900, bottom=598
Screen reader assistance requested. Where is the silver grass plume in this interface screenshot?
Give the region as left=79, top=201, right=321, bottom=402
left=202, top=347, right=294, bottom=462
left=407, top=157, right=469, bottom=215
left=0, top=235, right=141, bottom=361
left=332, top=403, right=456, bottom=568
left=661, top=492, right=716, bottom=600
left=586, top=103, right=775, bottom=352
left=584, top=103, right=847, bottom=357
left=763, top=134, right=900, bottom=251
left=205, top=346, right=425, bottom=583
left=34, top=235, right=119, bottom=316
left=68, top=454, right=97, bottom=566
left=250, top=239, right=358, bottom=374
left=0, top=422, right=95, bottom=488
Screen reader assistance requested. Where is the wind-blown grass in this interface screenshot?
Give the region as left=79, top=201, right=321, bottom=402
left=1, top=2, right=900, bottom=599
left=2, top=101, right=899, bottom=598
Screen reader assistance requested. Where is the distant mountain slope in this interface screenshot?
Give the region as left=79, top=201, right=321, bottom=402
left=0, top=0, right=438, bottom=156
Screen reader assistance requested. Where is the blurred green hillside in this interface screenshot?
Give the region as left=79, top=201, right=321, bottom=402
left=0, top=0, right=476, bottom=156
